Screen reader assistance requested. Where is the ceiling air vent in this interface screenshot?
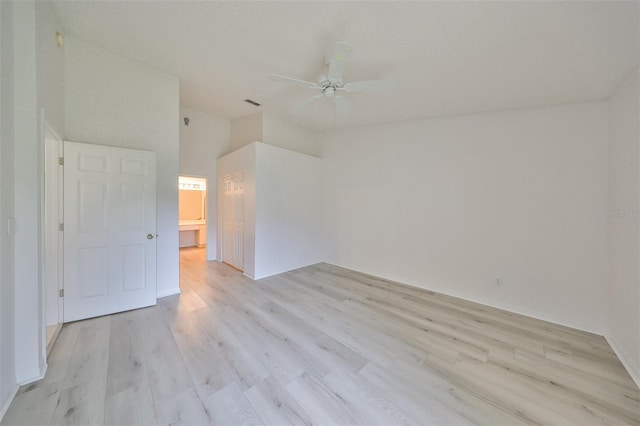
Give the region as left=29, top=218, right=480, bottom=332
left=244, top=99, right=261, bottom=107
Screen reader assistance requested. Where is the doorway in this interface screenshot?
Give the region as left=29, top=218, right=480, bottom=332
left=178, top=176, right=207, bottom=249
left=221, top=173, right=244, bottom=271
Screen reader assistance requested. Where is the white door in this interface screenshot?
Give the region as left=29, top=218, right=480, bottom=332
left=222, top=173, right=244, bottom=271
left=63, top=141, right=157, bottom=322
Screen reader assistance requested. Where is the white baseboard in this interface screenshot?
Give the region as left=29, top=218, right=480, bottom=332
left=1, top=363, right=47, bottom=421
left=156, top=287, right=181, bottom=299
left=0, top=384, right=19, bottom=423
left=16, top=363, right=47, bottom=386
left=323, top=262, right=604, bottom=335
left=442, top=291, right=603, bottom=335
left=606, top=335, right=640, bottom=389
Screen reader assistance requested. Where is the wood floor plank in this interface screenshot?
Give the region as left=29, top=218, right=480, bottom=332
left=203, top=382, right=264, bottom=426
left=138, top=305, right=194, bottom=405
left=51, top=316, right=111, bottom=425
left=103, top=382, right=156, bottom=426
left=202, top=305, right=310, bottom=386
left=244, top=376, right=315, bottom=426
left=105, top=310, right=148, bottom=398
left=357, top=361, right=481, bottom=426
left=193, top=308, right=271, bottom=391
left=0, top=379, right=62, bottom=426
left=284, top=372, right=359, bottom=426
left=360, top=360, right=527, bottom=425
left=4, top=247, right=638, bottom=426
left=321, top=369, right=416, bottom=426
left=43, top=322, right=81, bottom=384
left=255, top=302, right=369, bottom=376
left=154, top=388, right=210, bottom=426
left=162, top=304, right=238, bottom=399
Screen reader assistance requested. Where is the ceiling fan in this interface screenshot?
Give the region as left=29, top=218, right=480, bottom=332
left=269, top=41, right=391, bottom=115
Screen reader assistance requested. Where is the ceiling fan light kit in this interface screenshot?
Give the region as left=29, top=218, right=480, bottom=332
left=269, top=41, right=391, bottom=115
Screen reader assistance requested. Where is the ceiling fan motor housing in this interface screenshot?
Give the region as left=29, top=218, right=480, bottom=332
left=319, top=79, right=344, bottom=98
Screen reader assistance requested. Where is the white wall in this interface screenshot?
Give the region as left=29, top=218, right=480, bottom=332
left=1, top=0, right=66, bottom=414
left=607, top=66, right=640, bottom=386
left=36, top=0, right=65, bottom=341
left=0, top=0, right=17, bottom=419
left=230, top=112, right=319, bottom=157
left=12, top=0, right=46, bottom=385
left=320, top=102, right=608, bottom=333
left=262, top=113, right=319, bottom=157
left=217, top=142, right=324, bottom=280
left=179, top=106, right=231, bottom=260
left=216, top=143, right=257, bottom=278
left=230, top=112, right=262, bottom=152
left=35, top=1, right=64, bottom=137
left=65, top=36, right=181, bottom=298
left=254, top=143, right=324, bottom=279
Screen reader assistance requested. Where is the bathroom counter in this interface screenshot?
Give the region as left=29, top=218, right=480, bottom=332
left=179, top=220, right=206, bottom=247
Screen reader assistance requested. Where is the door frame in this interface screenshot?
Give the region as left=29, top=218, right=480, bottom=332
left=39, top=113, right=64, bottom=365
left=43, top=124, right=63, bottom=354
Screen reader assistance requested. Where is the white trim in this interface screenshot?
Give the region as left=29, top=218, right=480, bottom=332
left=156, top=288, right=181, bottom=299
left=324, top=262, right=604, bottom=335
left=431, top=287, right=602, bottom=335
left=43, top=122, right=63, bottom=335
left=0, top=384, right=19, bottom=422
left=243, top=272, right=255, bottom=280
left=37, top=110, right=46, bottom=379
left=606, top=335, right=640, bottom=389
left=15, top=362, right=47, bottom=386
left=43, top=121, right=62, bottom=147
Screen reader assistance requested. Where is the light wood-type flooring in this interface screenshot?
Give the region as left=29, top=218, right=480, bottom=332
left=3, top=247, right=639, bottom=425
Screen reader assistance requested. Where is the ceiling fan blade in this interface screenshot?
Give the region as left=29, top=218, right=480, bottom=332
left=327, top=41, right=353, bottom=82
left=269, top=74, right=319, bottom=89
left=292, top=94, right=325, bottom=114
left=343, top=79, right=394, bottom=93
left=333, top=95, right=351, bottom=115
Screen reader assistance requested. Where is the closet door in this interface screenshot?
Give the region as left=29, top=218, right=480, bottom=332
left=222, top=173, right=244, bottom=271
left=63, top=141, right=157, bottom=322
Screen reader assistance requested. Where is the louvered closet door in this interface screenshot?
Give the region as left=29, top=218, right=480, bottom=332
left=222, top=173, right=244, bottom=271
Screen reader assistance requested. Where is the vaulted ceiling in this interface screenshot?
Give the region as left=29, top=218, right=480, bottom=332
left=53, top=1, right=638, bottom=131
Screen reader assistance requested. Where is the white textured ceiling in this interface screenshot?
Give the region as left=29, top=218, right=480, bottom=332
left=52, top=1, right=638, bottom=131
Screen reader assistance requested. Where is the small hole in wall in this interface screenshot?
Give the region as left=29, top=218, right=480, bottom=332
left=184, top=117, right=190, bottom=126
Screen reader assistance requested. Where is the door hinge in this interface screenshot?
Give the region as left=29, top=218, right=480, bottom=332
left=59, top=223, right=64, bottom=231
left=59, top=289, right=64, bottom=298
left=58, top=157, right=64, bottom=166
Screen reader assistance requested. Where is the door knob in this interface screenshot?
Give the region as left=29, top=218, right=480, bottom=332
left=147, top=234, right=154, bottom=240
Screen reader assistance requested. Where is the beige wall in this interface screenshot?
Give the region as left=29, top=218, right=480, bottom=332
left=179, top=190, right=205, bottom=221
